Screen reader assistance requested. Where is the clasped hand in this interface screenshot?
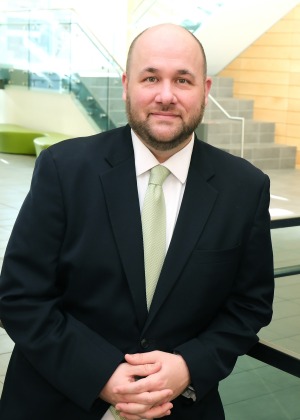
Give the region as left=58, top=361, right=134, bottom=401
left=99, top=351, right=190, bottom=419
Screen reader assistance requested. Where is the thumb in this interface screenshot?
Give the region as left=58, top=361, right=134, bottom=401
left=125, top=352, right=157, bottom=366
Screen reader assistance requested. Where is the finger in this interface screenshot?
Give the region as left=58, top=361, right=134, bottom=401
left=125, top=352, right=157, bottom=366
left=118, top=401, right=173, bottom=419
left=115, top=389, right=173, bottom=405
left=115, top=374, right=158, bottom=394
left=144, top=402, right=173, bottom=418
left=116, top=402, right=151, bottom=414
left=112, top=410, right=143, bottom=420
left=126, top=360, right=161, bottom=379
left=117, top=414, right=141, bottom=420
left=116, top=412, right=146, bottom=420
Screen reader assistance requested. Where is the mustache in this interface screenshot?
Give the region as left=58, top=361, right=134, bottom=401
left=148, top=106, right=181, bottom=114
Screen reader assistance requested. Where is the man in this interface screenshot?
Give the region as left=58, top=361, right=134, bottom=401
left=0, top=23, right=274, bottom=419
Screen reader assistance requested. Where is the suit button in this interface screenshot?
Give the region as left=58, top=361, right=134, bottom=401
left=140, top=338, right=149, bottom=349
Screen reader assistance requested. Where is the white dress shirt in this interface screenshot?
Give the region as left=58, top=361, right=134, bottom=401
left=132, top=130, right=194, bottom=249
left=102, top=130, right=194, bottom=420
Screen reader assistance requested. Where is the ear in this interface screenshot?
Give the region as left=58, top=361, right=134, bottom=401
left=204, top=77, right=212, bottom=106
left=122, top=72, right=128, bottom=101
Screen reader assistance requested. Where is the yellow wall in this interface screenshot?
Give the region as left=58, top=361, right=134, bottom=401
left=219, top=4, right=300, bottom=165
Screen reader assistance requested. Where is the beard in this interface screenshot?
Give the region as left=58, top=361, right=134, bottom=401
left=126, top=97, right=206, bottom=151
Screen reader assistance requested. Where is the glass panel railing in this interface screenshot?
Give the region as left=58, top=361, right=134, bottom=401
left=271, top=218, right=300, bottom=278
left=69, top=22, right=125, bottom=131
left=221, top=274, right=300, bottom=417
left=0, top=9, right=125, bottom=130
left=220, top=218, right=300, bottom=417
left=0, top=10, right=70, bottom=90
left=130, top=0, right=225, bottom=35
left=257, top=218, right=300, bottom=365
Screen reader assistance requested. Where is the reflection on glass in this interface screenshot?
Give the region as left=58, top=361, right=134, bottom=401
left=131, top=0, right=224, bottom=34
left=271, top=227, right=300, bottom=270
left=0, top=9, right=125, bottom=130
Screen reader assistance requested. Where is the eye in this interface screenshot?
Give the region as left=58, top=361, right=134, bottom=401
left=146, top=76, right=157, bottom=83
left=178, top=78, right=189, bottom=84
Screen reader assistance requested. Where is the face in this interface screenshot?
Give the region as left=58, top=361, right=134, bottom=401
left=122, top=24, right=212, bottom=158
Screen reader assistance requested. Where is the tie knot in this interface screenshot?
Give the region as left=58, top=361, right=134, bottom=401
left=149, top=165, right=170, bottom=186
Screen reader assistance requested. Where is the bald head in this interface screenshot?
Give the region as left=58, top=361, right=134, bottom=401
left=126, top=23, right=207, bottom=79
left=121, top=22, right=212, bottom=161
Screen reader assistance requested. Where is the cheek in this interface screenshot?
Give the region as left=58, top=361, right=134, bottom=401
left=186, top=93, right=205, bottom=112
left=130, top=97, right=151, bottom=115
left=133, top=87, right=155, bottom=105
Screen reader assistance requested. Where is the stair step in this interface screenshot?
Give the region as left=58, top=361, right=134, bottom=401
left=83, top=85, right=123, bottom=99
left=198, top=120, right=275, bottom=145
left=205, top=97, right=254, bottom=119
left=79, top=76, right=125, bottom=128
left=81, top=76, right=122, bottom=87
left=210, top=76, right=234, bottom=98
left=109, top=110, right=127, bottom=126
left=90, top=97, right=125, bottom=113
left=213, top=143, right=297, bottom=170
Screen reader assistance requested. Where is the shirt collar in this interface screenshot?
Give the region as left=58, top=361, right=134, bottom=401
left=131, top=130, right=194, bottom=184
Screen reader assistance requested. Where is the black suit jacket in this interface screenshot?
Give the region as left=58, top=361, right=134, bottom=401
left=0, top=125, right=274, bottom=419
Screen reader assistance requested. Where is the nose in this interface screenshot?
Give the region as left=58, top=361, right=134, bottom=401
left=155, top=81, right=177, bottom=105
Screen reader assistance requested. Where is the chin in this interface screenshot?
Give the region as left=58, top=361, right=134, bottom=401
left=150, top=127, right=182, bottom=141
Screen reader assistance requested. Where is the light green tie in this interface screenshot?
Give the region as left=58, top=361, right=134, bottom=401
left=142, top=165, right=170, bottom=309
left=109, top=166, right=170, bottom=420
left=109, top=405, right=127, bottom=420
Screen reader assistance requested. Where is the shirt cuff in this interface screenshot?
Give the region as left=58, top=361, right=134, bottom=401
left=181, top=385, right=196, bottom=402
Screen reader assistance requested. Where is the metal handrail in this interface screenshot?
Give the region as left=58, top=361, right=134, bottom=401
left=271, top=216, right=300, bottom=229
left=274, top=265, right=300, bottom=278
left=208, top=93, right=245, bottom=158
left=248, top=339, right=300, bottom=378
left=247, top=216, right=300, bottom=377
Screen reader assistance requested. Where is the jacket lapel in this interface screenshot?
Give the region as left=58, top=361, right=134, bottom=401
left=99, top=130, right=219, bottom=332
left=99, top=128, right=148, bottom=329
left=144, top=140, right=219, bottom=328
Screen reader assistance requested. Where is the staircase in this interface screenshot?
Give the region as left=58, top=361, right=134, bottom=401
left=78, top=74, right=296, bottom=170
left=197, top=76, right=297, bottom=170
left=78, top=76, right=126, bottom=130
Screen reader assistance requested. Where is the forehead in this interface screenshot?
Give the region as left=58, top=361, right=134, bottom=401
left=130, top=27, right=204, bottom=73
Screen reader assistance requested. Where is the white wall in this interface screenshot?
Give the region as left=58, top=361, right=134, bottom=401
left=0, top=87, right=97, bottom=137
left=198, top=0, right=300, bottom=75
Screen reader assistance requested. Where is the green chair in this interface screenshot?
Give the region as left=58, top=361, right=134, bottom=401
left=33, top=133, right=70, bottom=156
left=0, top=124, right=44, bottom=155
left=0, top=124, right=70, bottom=156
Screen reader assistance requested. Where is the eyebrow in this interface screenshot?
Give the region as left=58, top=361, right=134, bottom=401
left=140, top=67, right=158, bottom=75
left=140, top=67, right=196, bottom=79
left=177, top=69, right=196, bottom=79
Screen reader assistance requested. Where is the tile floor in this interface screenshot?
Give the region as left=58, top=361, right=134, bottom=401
left=0, top=152, right=299, bottom=419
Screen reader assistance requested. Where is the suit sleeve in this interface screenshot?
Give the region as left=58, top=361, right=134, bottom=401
left=0, top=150, right=124, bottom=411
left=174, top=175, right=274, bottom=401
